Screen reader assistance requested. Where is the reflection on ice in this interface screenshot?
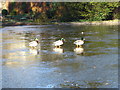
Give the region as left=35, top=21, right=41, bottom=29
left=29, top=48, right=39, bottom=55
left=3, top=61, right=23, bottom=67
left=53, top=48, right=63, bottom=54
left=74, top=47, right=84, bottom=54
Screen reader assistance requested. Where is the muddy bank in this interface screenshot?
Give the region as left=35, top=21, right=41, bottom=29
left=2, top=19, right=120, bottom=26
left=2, top=22, right=36, bottom=26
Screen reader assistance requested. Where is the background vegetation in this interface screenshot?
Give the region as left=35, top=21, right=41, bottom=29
left=2, top=2, right=120, bottom=24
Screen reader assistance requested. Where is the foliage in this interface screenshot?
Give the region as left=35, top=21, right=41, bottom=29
left=10, top=10, right=17, bottom=15
left=2, top=9, right=8, bottom=16
left=112, top=5, right=120, bottom=19
left=45, top=2, right=119, bottom=22
left=34, top=12, right=49, bottom=23
left=3, top=2, right=120, bottom=23
left=56, top=2, right=119, bottom=21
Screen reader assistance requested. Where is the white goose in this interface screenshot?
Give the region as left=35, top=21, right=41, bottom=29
left=53, top=38, right=65, bottom=48
left=29, top=38, right=39, bottom=48
left=74, top=37, right=85, bottom=48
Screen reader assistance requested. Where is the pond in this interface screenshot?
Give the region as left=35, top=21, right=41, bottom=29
left=1, top=24, right=118, bottom=88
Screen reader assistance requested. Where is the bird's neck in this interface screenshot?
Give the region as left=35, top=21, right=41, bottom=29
left=36, top=41, right=39, bottom=43
left=61, top=40, right=64, bottom=42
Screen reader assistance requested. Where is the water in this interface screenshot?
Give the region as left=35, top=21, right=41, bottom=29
left=1, top=24, right=118, bottom=88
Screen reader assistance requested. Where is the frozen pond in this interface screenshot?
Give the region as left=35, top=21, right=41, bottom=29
left=1, top=24, right=118, bottom=88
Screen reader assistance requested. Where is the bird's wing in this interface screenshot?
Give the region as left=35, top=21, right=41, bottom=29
left=74, top=40, right=79, bottom=44
left=29, top=41, right=36, bottom=45
left=53, top=40, right=61, bottom=44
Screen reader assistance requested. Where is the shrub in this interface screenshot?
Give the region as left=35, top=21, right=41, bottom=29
left=2, top=9, right=8, bottom=16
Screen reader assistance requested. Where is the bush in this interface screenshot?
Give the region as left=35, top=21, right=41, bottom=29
left=2, top=9, right=8, bottom=16
left=113, top=7, right=120, bottom=19
left=10, top=10, right=17, bottom=15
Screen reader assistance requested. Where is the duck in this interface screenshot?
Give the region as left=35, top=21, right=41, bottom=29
left=53, top=38, right=65, bottom=48
left=29, top=38, right=39, bottom=48
left=74, top=37, right=85, bottom=48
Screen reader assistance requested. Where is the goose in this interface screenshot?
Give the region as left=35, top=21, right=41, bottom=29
left=29, top=38, right=39, bottom=48
left=53, top=38, right=65, bottom=48
left=74, top=37, right=85, bottom=48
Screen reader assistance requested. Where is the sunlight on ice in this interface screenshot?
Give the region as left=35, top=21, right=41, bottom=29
left=53, top=47, right=63, bottom=54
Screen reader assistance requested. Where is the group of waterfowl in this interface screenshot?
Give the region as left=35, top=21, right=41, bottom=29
left=53, top=37, right=85, bottom=48
left=29, top=32, right=85, bottom=48
left=29, top=37, right=85, bottom=48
